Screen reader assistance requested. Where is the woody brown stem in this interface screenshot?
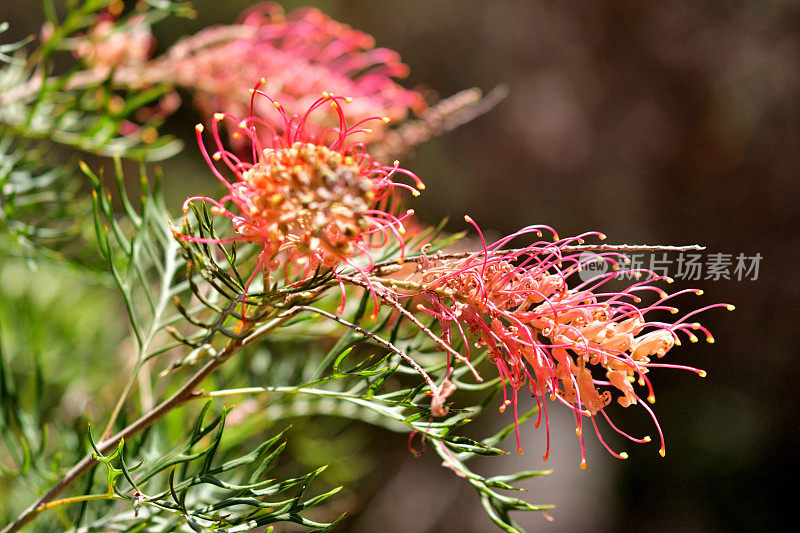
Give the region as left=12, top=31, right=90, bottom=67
left=0, top=343, right=235, bottom=533
left=1, top=307, right=298, bottom=533
left=369, top=244, right=707, bottom=274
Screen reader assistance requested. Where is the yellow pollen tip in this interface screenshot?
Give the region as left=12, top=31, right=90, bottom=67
left=689, top=335, right=698, bottom=343
left=580, top=460, right=587, bottom=470
left=675, top=338, right=681, bottom=346
left=214, top=113, right=224, bottom=121
left=575, top=427, right=582, bottom=436
left=638, top=378, right=645, bottom=386
left=407, top=209, right=415, bottom=215
left=696, top=289, right=704, bottom=295
left=599, top=233, right=607, bottom=240
left=248, top=89, right=255, bottom=95
left=619, top=452, right=629, bottom=459
left=195, top=124, right=204, bottom=133
left=412, top=189, right=420, bottom=197
left=666, top=277, right=674, bottom=284
left=259, top=77, right=266, bottom=85
left=238, top=121, right=247, bottom=129
left=212, top=152, right=221, bottom=161
left=498, top=405, right=506, bottom=413
left=627, top=375, right=635, bottom=383
left=381, top=116, right=391, bottom=123
left=642, top=436, right=652, bottom=442
left=692, top=322, right=702, bottom=328
left=416, top=304, right=425, bottom=311
left=322, top=92, right=330, bottom=98
left=364, top=128, right=374, bottom=134
left=344, top=97, right=353, bottom=103
left=274, top=101, right=282, bottom=109
left=399, top=227, right=406, bottom=235
left=670, top=308, right=678, bottom=314
left=518, top=447, right=524, bottom=455
left=659, top=448, right=666, bottom=457
left=699, top=370, right=707, bottom=377
left=232, top=132, right=241, bottom=139
left=418, top=182, right=426, bottom=190
left=727, top=304, right=736, bottom=311
left=707, top=337, right=715, bottom=344
left=647, top=395, right=656, bottom=404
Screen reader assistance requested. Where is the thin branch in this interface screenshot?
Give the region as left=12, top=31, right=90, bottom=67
left=0, top=340, right=233, bottom=532
left=369, top=244, right=707, bottom=274
left=340, top=274, right=482, bottom=382
left=1, top=306, right=297, bottom=533
left=289, top=304, right=444, bottom=403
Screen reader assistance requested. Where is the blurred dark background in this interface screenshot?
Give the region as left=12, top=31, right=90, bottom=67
left=2, top=1, right=798, bottom=531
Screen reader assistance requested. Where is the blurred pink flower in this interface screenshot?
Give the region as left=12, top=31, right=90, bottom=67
left=74, top=13, right=155, bottom=75
left=168, top=3, right=425, bottom=147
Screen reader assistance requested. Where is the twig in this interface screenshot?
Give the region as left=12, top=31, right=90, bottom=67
left=339, top=274, right=482, bottom=382
left=290, top=305, right=444, bottom=404
left=369, top=244, right=707, bottom=274
left=0, top=340, right=236, bottom=532
left=1, top=308, right=298, bottom=533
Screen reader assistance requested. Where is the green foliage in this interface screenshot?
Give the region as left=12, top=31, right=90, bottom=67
left=0, top=0, right=184, bottom=265
left=0, top=3, right=553, bottom=532
left=75, top=403, right=343, bottom=532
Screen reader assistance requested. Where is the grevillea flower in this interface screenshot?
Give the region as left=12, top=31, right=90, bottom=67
left=393, top=218, right=733, bottom=468
left=74, top=13, right=155, bottom=75
left=180, top=82, right=422, bottom=308
left=167, top=3, right=425, bottom=147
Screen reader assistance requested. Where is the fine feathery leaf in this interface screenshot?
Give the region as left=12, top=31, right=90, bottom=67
left=76, top=401, right=343, bottom=532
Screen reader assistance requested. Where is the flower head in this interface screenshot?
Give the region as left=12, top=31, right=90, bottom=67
left=74, top=13, right=154, bottom=74
left=401, top=219, right=733, bottom=467
left=181, top=83, right=422, bottom=302
left=169, top=3, right=424, bottom=147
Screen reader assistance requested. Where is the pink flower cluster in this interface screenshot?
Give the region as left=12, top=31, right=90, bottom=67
left=181, top=83, right=422, bottom=299
left=169, top=3, right=425, bottom=147
left=407, top=220, right=733, bottom=467
left=73, top=13, right=154, bottom=75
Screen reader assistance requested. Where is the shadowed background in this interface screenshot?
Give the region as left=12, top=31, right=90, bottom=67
left=1, top=1, right=797, bottom=531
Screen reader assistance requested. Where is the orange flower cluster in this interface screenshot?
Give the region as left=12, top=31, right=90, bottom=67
left=181, top=84, right=422, bottom=300
left=403, top=222, right=733, bottom=467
